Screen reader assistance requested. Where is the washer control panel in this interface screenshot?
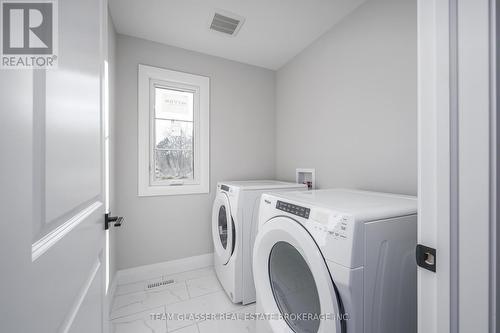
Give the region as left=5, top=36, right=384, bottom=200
left=276, top=200, right=310, bottom=219
left=219, top=184, right=236, bottom=195
left=326, top=215, right=350, bottom=239
left=309, top=209, right=352, bottom=240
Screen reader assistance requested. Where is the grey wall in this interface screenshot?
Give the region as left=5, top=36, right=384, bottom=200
left=275, top=0, right=417, bottom=195
left=113, top=0, right=417, bottom=270
left=115, top=35, right=276, bottom=270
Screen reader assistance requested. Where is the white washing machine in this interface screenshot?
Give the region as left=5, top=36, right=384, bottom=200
left=212, top=180, right=307, bottom=304
left=253, top=189, right=417, bottom=333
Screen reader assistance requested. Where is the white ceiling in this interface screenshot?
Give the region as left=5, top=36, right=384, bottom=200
left=109, top=0, right=367, bottom=70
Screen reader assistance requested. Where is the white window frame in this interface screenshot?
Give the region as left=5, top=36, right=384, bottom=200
left=138, top=64, right=209, bottom=196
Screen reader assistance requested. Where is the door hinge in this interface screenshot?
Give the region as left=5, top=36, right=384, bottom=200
left=416, top=244, right=436, bottom=272
left=105, top=213, right=124, bottom=230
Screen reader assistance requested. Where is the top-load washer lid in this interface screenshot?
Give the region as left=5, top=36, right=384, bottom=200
left=212, top=191, right=235, bottom=264
left=253, top=216, right=344, bottom=333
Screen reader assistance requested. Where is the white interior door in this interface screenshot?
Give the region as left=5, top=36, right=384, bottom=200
left=0, top=0, right=107, bottom=332
left=417, top=0, right=497, bottom=332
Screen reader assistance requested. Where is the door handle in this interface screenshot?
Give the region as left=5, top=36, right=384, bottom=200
left=105, top=213, right=124, bottom=230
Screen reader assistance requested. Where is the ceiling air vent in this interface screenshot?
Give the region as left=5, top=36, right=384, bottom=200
left=209, top=11, right=245, bottom=36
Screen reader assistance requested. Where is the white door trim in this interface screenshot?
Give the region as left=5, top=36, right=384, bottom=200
left=418, top=1, right=497, bottom=332
left=489, top=1, right=498, bottom=330
left=457, top=1, right=493, bottom=332
left=417, top=1, right=454, bottom=331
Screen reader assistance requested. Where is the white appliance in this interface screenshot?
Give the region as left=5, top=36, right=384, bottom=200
left=212, top=180, right=307, bottom=304
left=253, top=189, right=417, bottom=333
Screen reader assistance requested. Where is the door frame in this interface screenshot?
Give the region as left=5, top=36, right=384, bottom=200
left=417, top=0, right=497, bottom=332
left=102, top=0, right=111, bottom=331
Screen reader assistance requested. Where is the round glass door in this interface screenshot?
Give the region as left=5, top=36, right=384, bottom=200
left=218, top=205, right=228, bottom=249
left=269, top=241, right=321, bottom=333
left=211, top=193, right=234, bottom=264
left=252, top=216, right=343, bottom=333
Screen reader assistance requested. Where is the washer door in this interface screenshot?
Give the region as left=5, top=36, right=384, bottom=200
left=253, top=217, right=344, bottom=333
left=212, top=192, right=234, bottom=264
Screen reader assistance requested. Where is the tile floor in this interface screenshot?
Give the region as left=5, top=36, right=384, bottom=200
left=110, top=266, right=256, bottom=333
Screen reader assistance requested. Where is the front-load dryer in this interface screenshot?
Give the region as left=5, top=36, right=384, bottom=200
left=253, top=189, right=417, bottom=333
left=212, top=180, right=306, bottom=304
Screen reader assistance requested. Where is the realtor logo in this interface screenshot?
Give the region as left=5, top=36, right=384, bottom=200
left=1, top=0, right=58, bottom=68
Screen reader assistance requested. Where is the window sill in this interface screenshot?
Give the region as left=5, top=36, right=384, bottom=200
left=138, top=183, right=209, bottom=197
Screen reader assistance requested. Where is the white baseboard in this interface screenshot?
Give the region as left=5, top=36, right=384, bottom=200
left=115, top=252, right=214, bottom=285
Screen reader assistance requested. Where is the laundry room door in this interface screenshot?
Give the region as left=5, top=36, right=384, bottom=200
left=417, top=0, right=497, bottom=332
left=0, top=0, right=108, bottom=332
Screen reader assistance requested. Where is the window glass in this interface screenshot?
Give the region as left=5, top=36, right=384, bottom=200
left=155, top=87, right=193, bottom=121
left=218, top=205, right=228, bottom=249
left=153, top=87, right=194, bottom=181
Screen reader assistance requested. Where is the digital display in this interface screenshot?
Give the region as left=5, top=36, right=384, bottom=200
left=221, top=184, right=230, bottom=192
left=276, top=200, right=310, bottom=219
